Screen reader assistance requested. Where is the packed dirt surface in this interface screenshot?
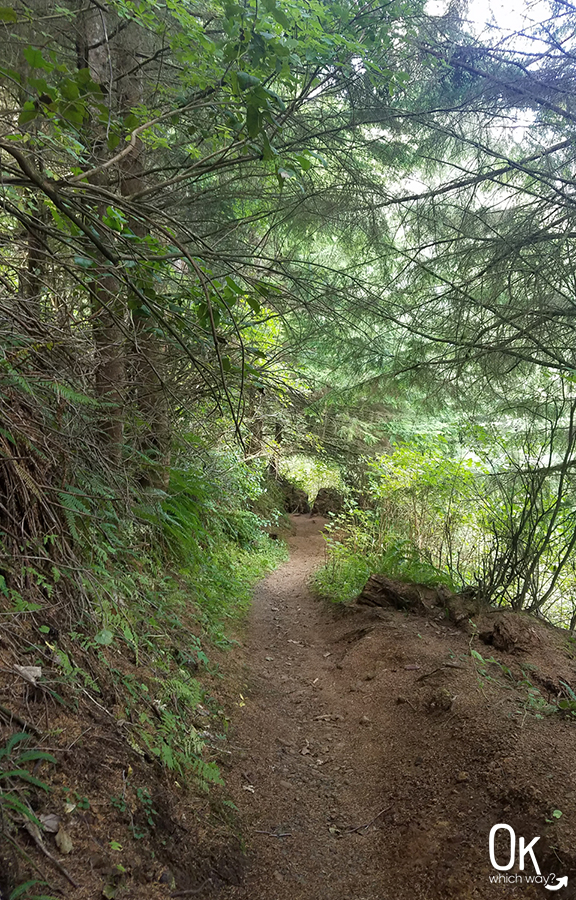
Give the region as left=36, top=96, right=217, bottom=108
left=219, top=515, right=576, bottom=900
left=4, top=515, right=576, bottom=899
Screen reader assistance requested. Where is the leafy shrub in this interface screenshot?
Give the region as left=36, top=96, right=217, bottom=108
left=313, top=532, right=453, bottom=603
left=312, top=438, right=477, bottom=602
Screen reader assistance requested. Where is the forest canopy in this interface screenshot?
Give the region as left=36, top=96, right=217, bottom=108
left=3, top=0, right=576, bottom=628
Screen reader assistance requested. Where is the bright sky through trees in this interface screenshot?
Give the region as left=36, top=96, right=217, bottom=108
left=426, top=0, right=550, bottom=39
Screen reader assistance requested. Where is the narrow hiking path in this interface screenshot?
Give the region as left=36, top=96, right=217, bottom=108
left=218, top=516, right=576, bottom=900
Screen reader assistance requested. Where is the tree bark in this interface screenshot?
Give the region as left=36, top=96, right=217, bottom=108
left=117, top=22, right=171, bottom=489
left=79, top=0, right=126, bottom=464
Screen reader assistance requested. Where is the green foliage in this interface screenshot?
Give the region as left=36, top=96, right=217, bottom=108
left=458, top=407, right=576, bottom=622
left=36, top=450, right=287, bottom=793
left=556, top=680, right=576, bottom=716
left=127, top=667, right=223, bottom=787
left=0, top=733, right=55, bottom=833
left=366, top=440, right=486, bottom=581
left=313, top=438, right=482, bottom=602
left=13, top=0, right=576, bottom=887
left=467, top=632, right=576, bottom=722
left=314, top=529, right=452, bottom=603
left=312, top=423, right=576, bottom=627
left=280, top=455, right=342, bottom=502
left=111, top=779, right=158, bottom=840
left=9, top=882, right=57, bottom=900
left=313, top=539, right=372, bottom=603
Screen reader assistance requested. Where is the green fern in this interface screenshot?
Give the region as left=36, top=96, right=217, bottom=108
left=161, top=674, right=202, bottom=710
left=192, top=758, right=224, bottom=791
left=57, top=489, right=91, bottom=543
left=48, top=381, right=100, bottom=407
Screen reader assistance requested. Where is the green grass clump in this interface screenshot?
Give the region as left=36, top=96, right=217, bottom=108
left=313, top=534, right=454, bottom=604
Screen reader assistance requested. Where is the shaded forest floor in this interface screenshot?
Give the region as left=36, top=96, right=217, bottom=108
left=217, top=515, right=576, bottom=899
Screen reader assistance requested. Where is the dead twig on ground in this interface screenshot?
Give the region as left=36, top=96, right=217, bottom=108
left=345, top=805, right=392, bottom=834
left=417, top=662, right=467, bottom=682
left=255, top=829, right=292, bottom=837
left=416, top=667, right=443, bottom=682
left=171, top=879, right=213, bottom=897
left=0, top=702, right=43, bottom=736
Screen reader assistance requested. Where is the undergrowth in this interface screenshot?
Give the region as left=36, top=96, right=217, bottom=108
left=46, top=453, right=287, bottom=783
left=313, top=520, right=454, bottom=604
left=0, top=444, right=288, bottom=896
left=312, top=440, right=481, bottom=604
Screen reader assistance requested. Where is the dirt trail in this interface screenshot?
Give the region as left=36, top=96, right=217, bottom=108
left=220, top=516, right=576, bottom=900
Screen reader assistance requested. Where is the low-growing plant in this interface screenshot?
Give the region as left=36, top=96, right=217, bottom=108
left=556, top=680, right=576, bottom=716
left=34, top=451, right=287, bottom=795
left=313, top=530, right=453, bottom=604
left=8, top=881, right=58, bottom=900
left=0, top=733, right=56, bottom=828
left=468, top=634, right=565, bottom=720
left=0, top=735, right=59, bottom=899
left=110, top=780, right=158, bottom=840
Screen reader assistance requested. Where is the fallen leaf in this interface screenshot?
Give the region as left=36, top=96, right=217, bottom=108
left=14, top=665, right=42, bottom=685
left=243, top=784, right=255, bottom=793
left=39, top=813, right=60, bottom=833
left=55, top=827, right=73, bottom=854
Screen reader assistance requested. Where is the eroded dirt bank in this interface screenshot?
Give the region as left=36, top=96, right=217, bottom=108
left=219, top=515, right=576, bottom=900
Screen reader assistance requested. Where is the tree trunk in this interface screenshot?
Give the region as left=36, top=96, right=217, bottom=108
left=79, top=0, right=126, bottom=464
left=117, top=23, right=171, bottom=489
left=246, top=387, right=264, bottom=460
left=18, top=221, right=43, bottom=315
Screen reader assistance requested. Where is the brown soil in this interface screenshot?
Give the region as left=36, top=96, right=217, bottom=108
left=0, top=607, right=242, bottom=899
left=219, top=515, right=576, bottom=900
left=4, top=515, right=576, bottom=899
